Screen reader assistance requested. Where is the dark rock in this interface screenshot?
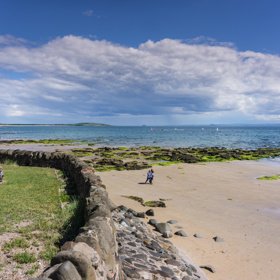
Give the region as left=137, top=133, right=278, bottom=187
left=175, top=230, right=188, bottom=237
left=146, top=209, right=155, bottom=216
left=149, top=251, right=165, bottom=258
left=117, top=232, right=126, bottom=238
left=165, top=259, right=181, bottom=266
left=144, top=240, right=162, bottom=251
left=137, top=212, right=145, bottom=218
left=132, top=254, right=148, bottom=261
left=214, top=236, right=225, bottom=242
left=200, top=265, right=216, bottom=273
left=118, top=205, right=128, bottom=212
left=159, top=266, right=175, bottom=277
left=123, top=266, right=141, bottom=278
left=157, top=270, right=173, bottom=278
left=186, top=268, right=193, bottom=276
left=148, top=219, right=158, bottom=226
left=127, top=208, right=138, bottom=217
left=189, top=264, right=197, bottom=273
left=127, top=242, right=137, bottom=247
left=194, top=233, right=203, bottom=238
left=123, top=258, right=133, bottom=264
left=134, top=263, right=149, bottom=269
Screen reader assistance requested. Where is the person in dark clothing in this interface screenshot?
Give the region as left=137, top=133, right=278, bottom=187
left=149, top=169, right=154, bottom=184
left=145, top=170, right=151, bottom=184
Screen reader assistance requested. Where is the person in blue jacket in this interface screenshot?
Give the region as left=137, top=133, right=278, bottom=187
left=145, top=170, right=151, bottom=184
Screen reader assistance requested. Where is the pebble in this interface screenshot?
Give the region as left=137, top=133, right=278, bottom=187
left=194, top=233, right=204, bottom=238
left=213, top=236, right=225, bottom=242
left=175, top=230, right=188, bottom=237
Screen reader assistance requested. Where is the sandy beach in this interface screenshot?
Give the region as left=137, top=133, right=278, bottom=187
left=97, top=160, right=280, bottom=280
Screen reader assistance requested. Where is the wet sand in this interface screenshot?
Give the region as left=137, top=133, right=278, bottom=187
left=97, top=161, right=280, bottom=280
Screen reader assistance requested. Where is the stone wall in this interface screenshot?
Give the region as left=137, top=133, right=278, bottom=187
left=0, top=149, right=121, bottom=280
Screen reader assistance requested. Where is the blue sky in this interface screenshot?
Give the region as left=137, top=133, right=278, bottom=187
left=0, top=0, right=280, bottom=125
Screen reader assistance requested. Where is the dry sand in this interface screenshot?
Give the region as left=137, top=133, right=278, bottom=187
left=97, top=161, right=280, bottom=280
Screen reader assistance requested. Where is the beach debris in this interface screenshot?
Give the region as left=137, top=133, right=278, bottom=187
left=194, top=233, right=204, bottom=238
left=145, top=209, right=154, bottom=216
left=175, top=230, right=188, bottom=237
left=199, top=265, right=216, bottom=273
left=167, top=220, right=178, bottom=224
left=213, top=236, right=225, bottom=242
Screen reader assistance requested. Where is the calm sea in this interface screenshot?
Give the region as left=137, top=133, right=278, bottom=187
left=0, top=125, right=280, bottom=150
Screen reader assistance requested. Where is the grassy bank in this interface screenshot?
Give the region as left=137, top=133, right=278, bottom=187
left=0, top=162, right=84, bottom=278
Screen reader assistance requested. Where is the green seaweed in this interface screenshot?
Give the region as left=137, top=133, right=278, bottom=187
left=144, top=201, right=166, bottom=208
left=257, top=175, right=280, bottom=180
left=122, top=196, right=144, bottom=204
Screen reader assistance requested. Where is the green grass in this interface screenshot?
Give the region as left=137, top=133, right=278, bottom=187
left=3, top=238, right=30, bottom=251
left=0, top=165, right=61, bottom=226
left=0, top=164, right=84, bottom=267
left=13, top=252, right=36, bottom=264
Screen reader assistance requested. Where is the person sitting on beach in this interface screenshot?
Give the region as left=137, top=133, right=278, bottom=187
left=145, top=170, right=151, bottom=184
left=149, top=169, right=154, bottom=184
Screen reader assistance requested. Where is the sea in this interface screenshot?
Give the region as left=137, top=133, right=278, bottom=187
left=0, top=125, right=280, bottom=150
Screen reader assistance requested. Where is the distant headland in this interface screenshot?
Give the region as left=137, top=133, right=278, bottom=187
left=0, top=122, right=111, bottom=127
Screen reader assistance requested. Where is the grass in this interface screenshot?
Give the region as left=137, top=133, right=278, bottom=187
left=13, top=252, right=36, bottom=264
left=3, top=238, right=30, bottom=251
left=0, top=163, right=84, bottom=270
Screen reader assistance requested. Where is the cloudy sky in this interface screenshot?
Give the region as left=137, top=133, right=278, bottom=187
left=1, top=0, right=280, bottom=125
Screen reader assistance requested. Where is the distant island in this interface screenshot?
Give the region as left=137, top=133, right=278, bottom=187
left=0, top=123, right=111, bottom=127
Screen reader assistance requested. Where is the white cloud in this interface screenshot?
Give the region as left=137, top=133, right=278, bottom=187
left=83, top=10, right=93, bottom=16
left=0, top=35, right=29, bottom=46
left=5, top=104, right=25, bottom=117
left=0, top=36, right=280, bottom=124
